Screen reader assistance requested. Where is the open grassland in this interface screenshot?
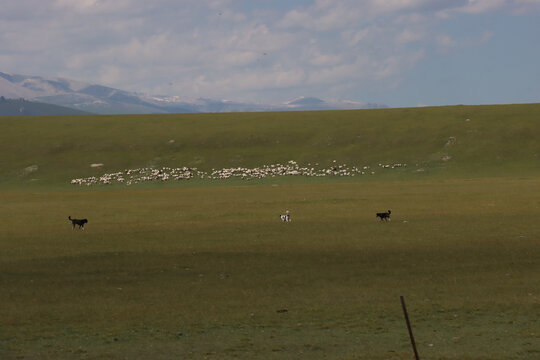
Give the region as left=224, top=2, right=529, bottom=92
left=1, top=103, right=539, bottom=186
left=1, top=179, right=539, bottom=359
left=0, top=104, right=539, bottom=359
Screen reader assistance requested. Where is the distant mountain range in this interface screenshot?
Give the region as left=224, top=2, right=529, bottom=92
left=0, top=72, right=386, bottom=115
left=0, top=97, right=92, bottom=116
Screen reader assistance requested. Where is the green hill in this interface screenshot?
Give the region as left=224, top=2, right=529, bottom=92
left=1, top=104, right=539, bottom=360
left=0, top=97, right=92, bottom=116
left=1, top=103, right=538, bottom=185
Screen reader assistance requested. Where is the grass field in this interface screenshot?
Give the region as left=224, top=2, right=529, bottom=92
left=1, top=103, right=539, bottom=185
left=0, top=104, right=539, bottom=359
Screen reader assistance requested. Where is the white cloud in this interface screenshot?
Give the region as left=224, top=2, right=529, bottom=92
left=279, top=2, right=363, bottom=31
left=436, top=34, right=458, bottom=53
left=310, top=52, right=343, bottom=67
left=512, top=0, right=540, bottom=14
left=97, top=65, right=123, bottom=86
left=396, top=29, right=425, bottom=44
left=436, top=0, right=540, bottom=15
left=0, top=1, right=447, bottom=101
left=369, top=0, right=466, bottom=13
left=342, top=29, right=371, bottom=46
left=435, top=30, right=494, bottom=54
left=52, top=0, right=140, bottom=15
left=0, top=0, right=538, bottom=105
left=453, top=0, right=507, bottom=14
left=53, top=0, right=99, bottom=11
left=189, top=67, right=307, bottom=99
left=221, top=51, right=259, bottom=67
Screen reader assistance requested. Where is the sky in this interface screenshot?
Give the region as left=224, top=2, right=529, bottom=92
left=1, top=0, right=540, bottom=107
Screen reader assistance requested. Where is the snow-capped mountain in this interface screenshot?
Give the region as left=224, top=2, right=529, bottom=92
left=0, top=72, right=386, bottom=114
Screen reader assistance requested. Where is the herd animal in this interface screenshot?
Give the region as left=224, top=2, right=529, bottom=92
left=68, top=209, right=393, bottom=231
left=280, top=209, right=392, bottom=223
left=71, top=161, right=409, bottom=186
left=376, top=210, right=391, bottom=221
left=68, top=216, right=88, bottom=230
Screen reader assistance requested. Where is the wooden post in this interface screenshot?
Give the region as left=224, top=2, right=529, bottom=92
left=400, top=296, right=420, bottom=360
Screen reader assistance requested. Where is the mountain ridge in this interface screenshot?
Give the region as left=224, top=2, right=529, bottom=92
left=0, top=96, right=92, bottom=116
left=0, top=72, right=387, bottom=114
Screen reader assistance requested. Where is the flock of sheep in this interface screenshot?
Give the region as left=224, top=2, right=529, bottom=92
left=70, top=160, right=407, bottom=186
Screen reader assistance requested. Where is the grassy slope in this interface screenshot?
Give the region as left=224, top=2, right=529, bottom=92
left=1, top=103, right=539, bottom=185
left=0, top=104, right=539, bottom=359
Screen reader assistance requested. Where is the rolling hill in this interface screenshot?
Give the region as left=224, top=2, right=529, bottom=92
left=1, top=103, right=539, bottom=360
left=0, top=103, right=538, bottom=186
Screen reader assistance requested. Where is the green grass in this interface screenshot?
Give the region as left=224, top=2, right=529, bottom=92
left=1, top=178, right=539, bottom=359
left=1, top=103, right=539, bottom=186
left=0, top=105, right=539, bottom=359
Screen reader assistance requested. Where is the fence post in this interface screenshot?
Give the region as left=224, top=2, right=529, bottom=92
left=400, top=296, right=420, bottom=360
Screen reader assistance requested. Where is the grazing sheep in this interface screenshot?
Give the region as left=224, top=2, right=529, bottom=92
left=376, top=210, right=391, bottom=221
left=71, top=161, right=408, bottom=186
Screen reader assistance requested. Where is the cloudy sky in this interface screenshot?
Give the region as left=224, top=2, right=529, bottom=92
left=1, top=0, right=539, bottom=107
